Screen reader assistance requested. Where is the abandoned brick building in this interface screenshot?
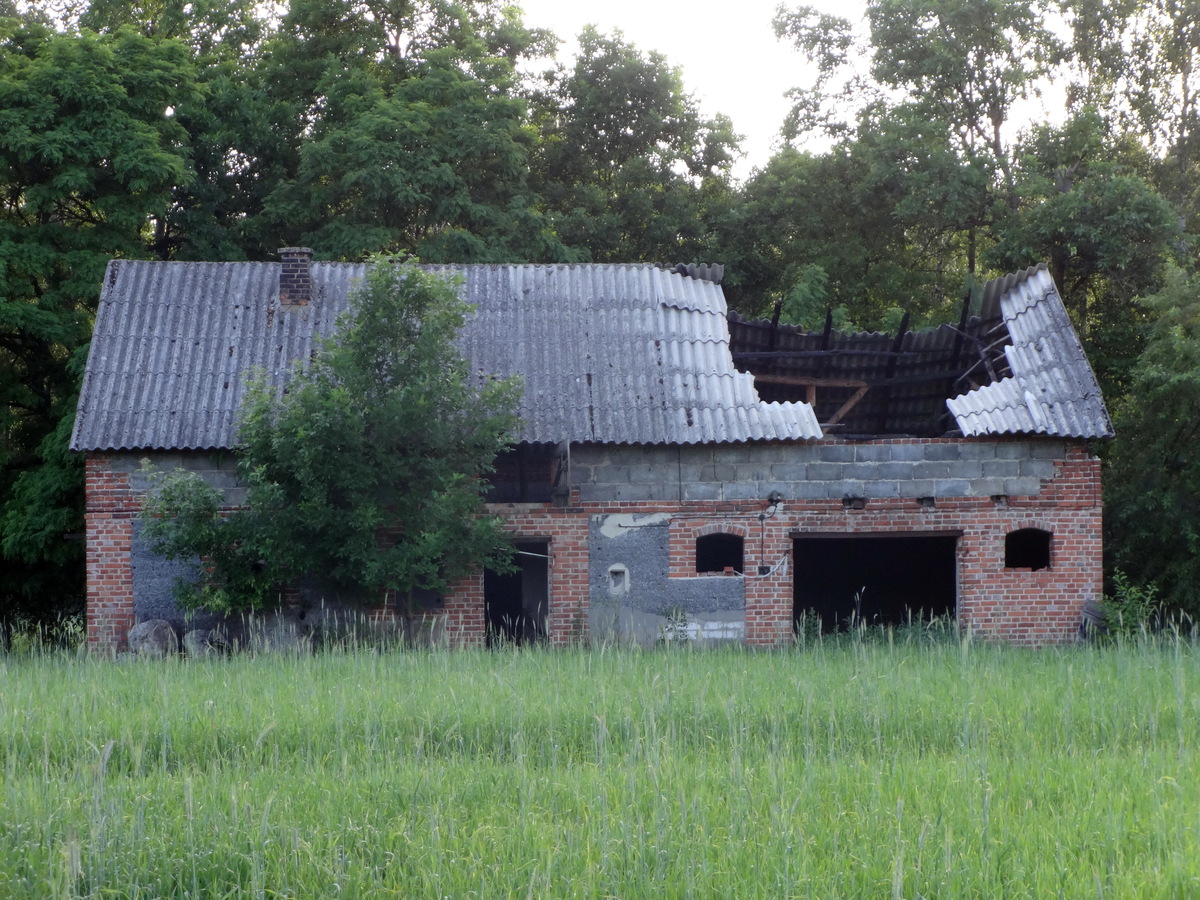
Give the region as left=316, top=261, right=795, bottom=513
left=72, top=251, right=1112, bottom=650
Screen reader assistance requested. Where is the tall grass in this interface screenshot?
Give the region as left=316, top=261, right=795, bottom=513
left=2, top=634, right=1199, bottom=897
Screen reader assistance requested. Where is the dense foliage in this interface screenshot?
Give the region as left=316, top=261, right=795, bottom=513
left=141, top=260, right=520, bottom=613
left=2, top=0, right=1200, bottom=620
left=1105, top=268, right=1200, bottom=615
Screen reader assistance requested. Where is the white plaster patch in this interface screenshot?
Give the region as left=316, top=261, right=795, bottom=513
left=686, top=620, right=746, bottom=641
left=598, top=513, right=671, bottom=539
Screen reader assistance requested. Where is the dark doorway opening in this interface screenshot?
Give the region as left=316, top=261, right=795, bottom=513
left=485, top=540, right=549, bottom=644
left=793, top=534, right=957, bottom=632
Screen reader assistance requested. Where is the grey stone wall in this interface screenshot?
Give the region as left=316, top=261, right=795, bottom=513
left=118, top=452, right=243, bottom=630
left=130, top=519, right=219, bottom=630
left=573, top=439, right=1066, bottom=504
left=587, top=513, right=745, bottom=646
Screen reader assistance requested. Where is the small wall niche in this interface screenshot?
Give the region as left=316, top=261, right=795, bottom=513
left=1005, top=528, right=1051, bottom=570
left=607, top=564, right=630, bottom=596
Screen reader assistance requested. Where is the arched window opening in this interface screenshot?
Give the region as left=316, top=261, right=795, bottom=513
left=696, top=533, right=744, bottom=574
left=1005, top=528, right=1051, bottom=570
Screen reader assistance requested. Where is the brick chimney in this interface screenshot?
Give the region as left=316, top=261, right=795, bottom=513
left=278, top=247, right=313, bottom=306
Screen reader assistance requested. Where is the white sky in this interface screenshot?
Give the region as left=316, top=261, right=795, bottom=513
left=517, top=0, right=1068, bottom=181
left=517, top=0, right=864, bottom=180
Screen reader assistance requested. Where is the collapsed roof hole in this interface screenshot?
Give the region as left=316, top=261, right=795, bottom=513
left=1005, top=528, right=1051, bottom=570
left=726, top=296, right=1012, bottom=437
left=696, top=533, right=744, bottom=574
left=793, top=534, right=957, bottom=632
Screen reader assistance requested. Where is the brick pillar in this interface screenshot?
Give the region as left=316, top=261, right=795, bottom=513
left=84, top=454, right=138, bottom=653
left=744, top=514, right=794, bottom=645
left=442, top=574, right=486, bottom=647
left=543, top=515, right=590, bottom=645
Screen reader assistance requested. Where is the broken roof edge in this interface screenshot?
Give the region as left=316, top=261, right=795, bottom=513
left=948, top=266, right=1114, bottom=440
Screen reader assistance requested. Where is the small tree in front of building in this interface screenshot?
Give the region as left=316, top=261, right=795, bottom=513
left=142, top=258, right=521, bottom=615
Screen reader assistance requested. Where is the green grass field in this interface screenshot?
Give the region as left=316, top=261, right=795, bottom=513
left=2, top=632, right=1199, bottom=898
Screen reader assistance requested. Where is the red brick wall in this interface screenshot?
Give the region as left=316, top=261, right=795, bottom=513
left=86, top=442, right=1103, bottom=651
left=659, top=443, right=1102, bottom=645
left=462, top=504, right=591, bottom=646
left=83, top=450, right=595, bottom=652
left=85, top=454, right=138, bottom=652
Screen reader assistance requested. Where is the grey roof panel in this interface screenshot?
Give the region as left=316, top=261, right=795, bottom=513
left=947, top=266, right=1113, bottom=438
left=72, top=262, right=821, bottom=452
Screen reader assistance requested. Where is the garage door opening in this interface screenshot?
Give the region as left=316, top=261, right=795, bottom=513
left=793, top=534, right=957, bottom=632
left=485, top=540, right=549, bottom=644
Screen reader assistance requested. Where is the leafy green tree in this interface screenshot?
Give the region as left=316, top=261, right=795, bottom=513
left=265, top=52, right=565, bottom=262
left=1058, top=0, right=1200, bottom=256
left=866, top=0, right=1062, bottom=208
left=1104, top=266, right=1200, bottom=617
left=254, top=0, right=561, bottom=261
left=985, top=110, right=1177, bottom=399
left=531, top=27, right=739, bottom=264
left=718, top=138, right=970, bottom=329
left=0, top=16, right=197, bottom=629
left=143, top=259, right=521, bottom=614
left=772, top=4, right=873, bottom=142
left=774, top=0, right=1061, bottom=241
left=758, top=0, right=1060, bottom=327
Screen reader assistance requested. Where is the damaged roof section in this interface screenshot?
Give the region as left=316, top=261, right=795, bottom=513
left=71, top=261, right=821, bottom=453
left=729, top=264, right=1113, bottom=439
left=947, top=266, right=1113, bottom=438
left=70, top=257, right=1108, bottom=453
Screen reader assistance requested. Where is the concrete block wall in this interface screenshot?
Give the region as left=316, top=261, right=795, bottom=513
left=571, top=438, right=1069, bottom=504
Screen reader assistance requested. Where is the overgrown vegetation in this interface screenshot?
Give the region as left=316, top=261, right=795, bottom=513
left=141, top=259, right=520, bottom=614
left=2, top=640, right=1199, bottom=897
left=1102, top=570, right=1162, bottom=639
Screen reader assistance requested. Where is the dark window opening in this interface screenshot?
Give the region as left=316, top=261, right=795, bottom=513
left=696, top=533, right=744, bottom=574
left=1005, top=528, right=1051, bottom=570
left=411, top=586, right=444, bottom=610
left=486, top=445, right=556, bottom=503
left=793, top=534, right=957, bottom=632
left=485, top=540, right=549, bottom=644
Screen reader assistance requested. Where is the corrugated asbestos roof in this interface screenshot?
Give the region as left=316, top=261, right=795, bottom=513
left=71, top=261, right=823, bottom=451
left=947, top=265, right=1113, bottom=438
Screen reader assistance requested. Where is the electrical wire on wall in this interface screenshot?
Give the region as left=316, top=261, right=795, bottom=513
left=757, top=490, right=785, bottom=575
left=743, top=554, right=789, bottom=579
